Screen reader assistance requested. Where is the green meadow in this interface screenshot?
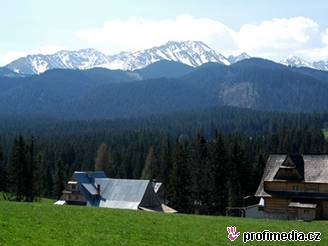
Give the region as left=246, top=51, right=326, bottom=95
left=0, top=201, right=327, bottom=245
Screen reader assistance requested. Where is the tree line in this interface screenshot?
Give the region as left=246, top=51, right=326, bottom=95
left=0, top=124, right=326, bottom=215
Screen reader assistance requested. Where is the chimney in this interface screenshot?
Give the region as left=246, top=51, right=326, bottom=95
left=96, top=184, right=100, bottom=195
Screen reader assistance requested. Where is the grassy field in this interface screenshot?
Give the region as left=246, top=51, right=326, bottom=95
left=0, top=201, right=327, bottom=245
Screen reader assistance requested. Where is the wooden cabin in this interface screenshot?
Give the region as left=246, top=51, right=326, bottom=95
left=61, top=181, right=87, bottom=205
left=255, top=154, right=328, bottom=220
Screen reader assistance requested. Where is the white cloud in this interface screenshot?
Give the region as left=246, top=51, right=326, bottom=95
left=2, top=16, right=328, bottom=65
left=323, top=28, right=328, bottom=45
left=75, top=15, right=237, bottom=54
left=236, top=17, right=322, bottom=59
left=0, top=51, right=27, bottom=66
left=75, top=15, right=328, bottom=61
left=35, top=45, right=65, bottom=55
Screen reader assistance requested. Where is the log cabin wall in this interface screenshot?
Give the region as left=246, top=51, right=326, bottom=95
left=265, top=181, right=328, bottom=193
left=264, top=197, right=290, bottom=213
left=320, top=201, right=328, bottom=219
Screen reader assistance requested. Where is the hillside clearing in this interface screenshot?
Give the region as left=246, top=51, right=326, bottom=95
left=0, top=201, right=327, bottom=245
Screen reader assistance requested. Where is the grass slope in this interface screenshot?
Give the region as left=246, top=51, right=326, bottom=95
left=0, top=201, right=327, bottom=245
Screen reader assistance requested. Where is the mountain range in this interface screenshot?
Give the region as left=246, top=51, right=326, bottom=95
left=1, top=57, right=328, bottom=119
left=4, top=41, right=328, bottom=75
left=280, top=56, right=328, bottom=71
left=5, top=41, right=235, bottom=75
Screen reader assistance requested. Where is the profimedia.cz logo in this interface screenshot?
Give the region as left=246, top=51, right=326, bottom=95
left=227, top=226, right=321, bottom=243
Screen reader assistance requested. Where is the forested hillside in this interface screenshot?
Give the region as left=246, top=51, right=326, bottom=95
left=0, top=107, right=327, bottom=214
left=2, top=59, right=328, bottom=119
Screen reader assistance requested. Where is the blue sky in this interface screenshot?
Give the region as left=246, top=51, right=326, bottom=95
left=1, top=0, right=328, bottom=65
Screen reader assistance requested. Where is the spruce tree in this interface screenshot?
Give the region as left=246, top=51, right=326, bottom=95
left=33, top=153, right=43, bottom=201
left=209, top=131, right=228, bottom=214
left=228, top=140, right=248, bottom=207
left=141, top=146, right=157, bottom=179
left=54, top=160, right=65, bottom=199
left=0, top=144, right=7, bottom=192
left=24, top=136, right=37, bottom=202
left=168, top=140, right=191, bottom=213
left=95, top=143, right=113, bottom=177
left=158, top=138, right=171, bottom=184
left=190, top=134, right=210, bottom=214
left=9, top=136, right=27, bottom=201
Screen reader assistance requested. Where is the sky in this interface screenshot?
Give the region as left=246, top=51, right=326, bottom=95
left=1, top=0, right=328, bottom=65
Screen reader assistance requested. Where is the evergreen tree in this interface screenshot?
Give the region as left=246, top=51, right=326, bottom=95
left=228, top=141, right=245, bottom=207
left=255, top=153, right=266, bottom=182
left=141, top=146, right=157, bottom=179
left=54, top=160, right=65, bottom=199
left=168, top=140, right=191, bottom=213
left=209, top=131, right=228, bottom=215
left=24, top=136, right=37, bottom=202
left=9, top=136, right=27, bottom=201
left=33, top=153, right=43, bottom=200
left=0, top=144, right=7, bottom=192
left=190, top=134, right=210, bottom=214
left=95, top=143, right=113, bottom=177
left=158, top=138, right=171, bottom=184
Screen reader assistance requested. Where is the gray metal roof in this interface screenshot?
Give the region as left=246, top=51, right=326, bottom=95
left=96, top=178, right=150, bottom=209
left=72, top=171, right=155, bottom=210
left=73, top=171, right=107, bottom=195
left=255, top=154, right=328, bottom=197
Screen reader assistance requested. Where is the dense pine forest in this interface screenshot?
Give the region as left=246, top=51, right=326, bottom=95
left=1, top=106, right=328, bottom=215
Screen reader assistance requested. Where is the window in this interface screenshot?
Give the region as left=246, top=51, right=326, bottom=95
left=305, top=184, right=319, bottom=192
left=304, top=210, right=309, bottom=214
left=292, top=185, right=299, bottom=191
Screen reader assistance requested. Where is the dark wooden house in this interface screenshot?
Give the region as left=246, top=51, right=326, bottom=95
left=255, top=154, right=328, bottom=220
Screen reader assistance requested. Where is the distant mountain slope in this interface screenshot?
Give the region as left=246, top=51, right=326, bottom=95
left=0, top=68, right=141, bottom=114
left=5, top=49, right=111, bottom=75
left=134, top=60, right=194, bottom=79
left=0, top=67, right=24, bottom=78
left=5, top=41, right=230, bottom=74
left=183, top=58, right=328, bottom=112
left=291, top=67, right=328, bottom=82
left=2, top=58, right=328, bottom=119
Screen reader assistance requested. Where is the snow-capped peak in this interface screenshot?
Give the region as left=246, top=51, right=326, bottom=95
left=6, top=42, right=328, bottom=75
left=228, top=52, right=251, bottom=63
left=103, top=40, right=231, bottom=70
left=279, top=55, right=328, bottom=71
left=280, top=55, right=314, bottom=69
left=5, top=48, right=111, bottom=75
left=312, top=60, right=328, bottom=71
left=5, top=41, right=231, bottom=74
